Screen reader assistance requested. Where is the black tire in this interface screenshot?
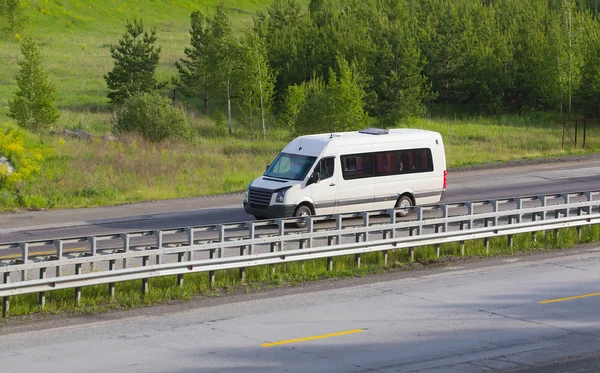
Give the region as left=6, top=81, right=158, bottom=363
left=293, top=205, right=312, bottom=228
left=253, top=215, right=267, bottom=221
left=395, top=195, right=413, bottom=217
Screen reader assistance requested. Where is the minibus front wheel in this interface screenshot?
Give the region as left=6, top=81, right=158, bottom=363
left=293, top=204, right=313, bottom=228
left=396, top=194, right=414, bottom=217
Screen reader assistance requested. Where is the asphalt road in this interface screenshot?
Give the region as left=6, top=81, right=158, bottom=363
left=2, top=156, right=600, bottom=244
left=1, top=248, right=599, bottom=372
left=1, top=157, right=600, bottom=371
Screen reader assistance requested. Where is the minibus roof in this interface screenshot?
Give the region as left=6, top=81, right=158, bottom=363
left=282, top=128, right=441, bottom=157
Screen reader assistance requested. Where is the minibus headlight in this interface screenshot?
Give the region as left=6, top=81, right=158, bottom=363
left=275, top=190, right=286, bottom=203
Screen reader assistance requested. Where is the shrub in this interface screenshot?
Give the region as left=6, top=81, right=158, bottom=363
left=114, top=93, right=191, bottom=142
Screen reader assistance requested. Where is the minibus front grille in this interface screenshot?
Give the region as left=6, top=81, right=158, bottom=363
left=248, top=188, right=272, bottom=209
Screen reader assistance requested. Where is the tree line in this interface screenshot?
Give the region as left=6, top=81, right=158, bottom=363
left=8, top=0, right=600, bottom=140
left=255, top=0, right=600, bottom=123
left=157, top=0, right=600, bottom=136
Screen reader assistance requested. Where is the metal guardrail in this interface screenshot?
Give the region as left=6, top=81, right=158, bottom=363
left=1, top=191, right=599, bottom=317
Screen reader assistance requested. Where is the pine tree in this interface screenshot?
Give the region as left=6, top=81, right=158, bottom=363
left=8, top=36, right=59, bottom=132
left=175, top=11, right=212, bottom=114
left=105, top=19, right=165, bottom=105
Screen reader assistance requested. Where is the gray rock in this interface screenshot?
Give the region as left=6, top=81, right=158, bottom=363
left=0, top=155, right=15, bottom=175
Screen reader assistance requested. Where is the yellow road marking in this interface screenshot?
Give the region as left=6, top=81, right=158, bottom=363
left=0, top=247, right=87, bottom=261
left=539, top=292, right=600, bottom=304
left=261, top=328, right=364, bottom=347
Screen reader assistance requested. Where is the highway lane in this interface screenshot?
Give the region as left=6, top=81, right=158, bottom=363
left=2, top=157, right=600, bottom=244
left=1, top=248, right=599, bottom=372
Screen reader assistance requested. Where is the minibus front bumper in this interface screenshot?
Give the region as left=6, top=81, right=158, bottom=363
left=244, top=201, right=295, bottom=219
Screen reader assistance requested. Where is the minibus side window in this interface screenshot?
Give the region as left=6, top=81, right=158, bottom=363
left=405, top=149, right=433, bottom=173
left=373, top=148, right=432, bottom=176
left=375, top=151, right=407, bottom=176
left=341, top=154, right=373, bottom=180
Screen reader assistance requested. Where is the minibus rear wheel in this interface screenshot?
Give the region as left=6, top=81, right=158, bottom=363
left=293, top=204, right=313, bottom=228
left=396, top=195, right=414, bottom=217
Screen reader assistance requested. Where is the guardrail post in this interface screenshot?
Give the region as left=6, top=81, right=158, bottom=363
left=54, top=239, right=63, bottom=277
left=539, top=196, right=547, bottom=239
left=576, top=206, right=583, bottom=241
left=209, top=248, right=216, bottom=287
left=273, top=219, right=284, bottom=252
left=531, top=212, right=538, bottom=243
left=326, top=216, right=337, bottom=272
left=416, top=207, right=423, bottom=235
left=409, top=227, right=415, bottom=261
left=490, top=200, right=498, bottom=227
left=176, top=253, right=185, bottom=289
left=186, top=227, right=194, bottom=261
left=389, top=209, right=397, bottom=239
left=141, top=256, right=149, bottom=295
left=210, top=225, right=225, bottom=286
left=514, top=199, right=523, bottom=224
left=508, top=216, right=514, bottom=248
left=208, top=249, right=216, bottom=288
left=248, top=222, right=256, bottom=254
left=441, top=204, right=448, bottom=232
left=383, top=249, right=388, bottom=266
left=336, top=214, right=343, bottom=244
left=354, top=228, right=362, bottom=268
left=460, top=222, right=465, bottom=256
left=585, top=191, right=593, bottom=215
left=561, top=194, right=570, bottom=218
left=19, top=242, right=28, bottom=281
left=39, top=267, right=46, bottom=309
left=484, top=218, right=490, bottom=254
left=307, top=219, right=313, bottom=248
left=154, top=230, right=163, bottom=265
left=74, top=263, right=82, bottom=305
left=108, top=259, right=116, bottom=298
left=434, top=224, right=441, bottom=258
left=88, top=236, right=97, bottom=271
left=362, top=212, right=369, bottom=242
left=239, top=245, right=246, bottom=283
left=554, top=207, right=560, bottom=241
left=326, top=216, right=342, bottom=271
left=121, top=233, right=130, bottom=269
left=437, top=204, right=448, bottom=258
left=3, top=272, right=10, bottom=318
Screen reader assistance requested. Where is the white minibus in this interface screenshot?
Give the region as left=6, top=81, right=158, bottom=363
left=243, top=127, right=447, bottom=224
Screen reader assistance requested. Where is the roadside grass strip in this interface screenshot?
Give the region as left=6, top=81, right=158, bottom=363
left=539, top=292, right=600, bottom=304
left=261, top=329, right=365, bottom=347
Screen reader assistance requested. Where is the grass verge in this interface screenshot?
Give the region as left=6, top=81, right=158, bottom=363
left=2, top=224, right=598, bottom=320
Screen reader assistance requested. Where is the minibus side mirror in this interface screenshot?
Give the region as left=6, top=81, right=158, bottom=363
left=308, top=171, right=320, bottom=185
left=265, top=164, right=271, bottom=172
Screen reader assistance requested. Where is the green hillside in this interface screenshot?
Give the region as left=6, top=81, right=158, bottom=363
left=0, top=0, right=282, bottom=121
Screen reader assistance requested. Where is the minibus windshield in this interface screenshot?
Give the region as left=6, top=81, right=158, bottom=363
left=264, top=153, right=317, bottom=181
